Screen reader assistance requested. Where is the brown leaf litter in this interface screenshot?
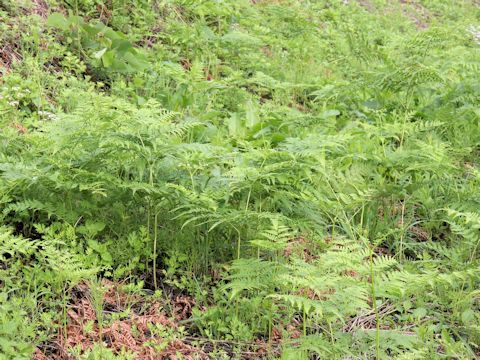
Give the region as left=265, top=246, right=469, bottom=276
left=283, top=236, right=319, bottom=263
left=34, top=280, right=208, bottom=359
left=33, top=278, right=292, bottom=359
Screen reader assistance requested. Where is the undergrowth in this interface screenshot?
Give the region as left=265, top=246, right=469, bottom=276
left=1, top=0, right=480, bottom=358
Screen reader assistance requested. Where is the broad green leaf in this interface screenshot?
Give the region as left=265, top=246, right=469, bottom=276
left=93, top=48, right=107, bottom=59
left=320, top=109, right=340, bottom=118
left=228, top=113, right=243, bottom=137
left=47, top=13, right=69, bottom=30
left=101, top=50, right=115, bottom=68
left=245, top=100, right=259, bottom=128
left=123, top=51, right=149, bottom=72
left=461, top=309, right=475, bottom=324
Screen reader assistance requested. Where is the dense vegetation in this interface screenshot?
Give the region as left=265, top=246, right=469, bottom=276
left=1, top=0, right=480, bottom=358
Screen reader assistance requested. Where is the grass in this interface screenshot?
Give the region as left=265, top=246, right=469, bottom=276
left=0, top=0, right=480, bottom=358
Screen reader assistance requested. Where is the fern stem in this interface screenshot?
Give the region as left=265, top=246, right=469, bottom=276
left=148, top=163, right=154, bottom=277
left=370, top=246, right=381, bottom=359
left=62, top=283, right=69, bottom=346
left=399, top=199, right=406, bottom=262
left=237, top=231, right=241, bottom=260
left=303, top=308, right=307, bottom=336
left=245, top=187, right=252, bottom=212
left=268, top=301, right=273, bottom=346
left=189, top=170, right=195, bottom=192
left=146, top=204, right=150, bottom=275
left=153, top=212, right=159, bottom=289
left=328, top=320, right=334, bottom=347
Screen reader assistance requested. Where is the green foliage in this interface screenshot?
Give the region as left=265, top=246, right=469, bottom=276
left=1, top=0, right=480, bottom=358
left=47, top=12, right=149, bottom=72
left=0, top=226, right=94, bottom=358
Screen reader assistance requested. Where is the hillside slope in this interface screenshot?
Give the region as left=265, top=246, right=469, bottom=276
left=1, top=0, right=480, bottom=358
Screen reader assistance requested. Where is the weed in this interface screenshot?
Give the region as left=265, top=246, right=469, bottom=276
left=1, top=0, right=480, bottom=358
